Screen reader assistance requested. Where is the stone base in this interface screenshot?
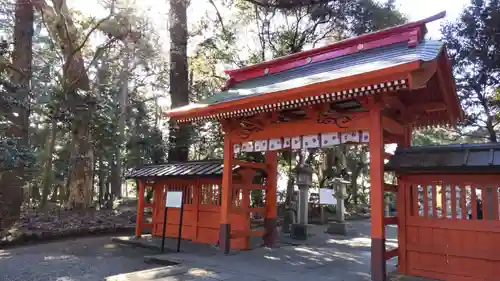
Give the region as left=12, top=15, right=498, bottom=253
left=325, top=221, right=348, bottom=235
left=263, top=218, right=278, bottom=247
left=281, top=211, right=294, bottom=233
left=219, top=223, right=230, bottom=254
left=291, top=223, right=309, bottom=240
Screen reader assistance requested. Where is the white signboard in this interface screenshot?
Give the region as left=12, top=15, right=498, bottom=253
left=319, top=188, right=337, bottom=205
left=165, top=191, right=183, bottom=208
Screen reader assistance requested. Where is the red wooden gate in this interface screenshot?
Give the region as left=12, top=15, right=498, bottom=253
left=148, top=176, right=267, bottom=249
left=150, top=179, right=254, bottom=249
left=403, top=174, right=500, bottom=281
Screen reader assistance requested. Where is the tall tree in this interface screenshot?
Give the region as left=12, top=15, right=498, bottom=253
left=167, top=0, right=190, bottom=162
left=442, top=0, right=500, bottom=142
left=0, top=0, right=34, bottom=231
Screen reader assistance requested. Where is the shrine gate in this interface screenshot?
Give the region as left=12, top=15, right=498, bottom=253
left=161, top=11, right=498, bottom=281
left=386, top=143, right=500, bottom=281
left=129, top=160, right=274, bottom=250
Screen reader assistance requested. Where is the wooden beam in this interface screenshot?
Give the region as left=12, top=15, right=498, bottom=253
left=229, top=111, right=370, bottom=142
left=233, top=160, right=266, bottom=170
left=382, top=115, right=405, bottom=136
left=382, top=94, right=407, bottom=112
left=384, top=248, right=399, bottom=260
left=409, top=60, right=437, bottom=89
left=384, top=216, right=398, bottom=225
left=384, top=183, right=398, bottom=193
left=411, top=102, right=447, bottom=113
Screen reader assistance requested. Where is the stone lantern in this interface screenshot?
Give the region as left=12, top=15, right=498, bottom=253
left=291, top=164, right=313, bottom=240
left=326, top=177, right=350, bottom=235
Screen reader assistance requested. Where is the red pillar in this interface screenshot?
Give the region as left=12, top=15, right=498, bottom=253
left=369, top=103, right=386, bottom=281
left=397, top=126, right=412, bottom=274
left=219, top=136, right=234, bottom=254
left=193, top=181, right=200, bottom=241
left=264, top=151, right=278, bottom=247
left=135, top=180, right=146, bottom=238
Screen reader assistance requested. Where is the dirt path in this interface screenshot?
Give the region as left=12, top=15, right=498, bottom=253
left=0, top=235, right=157, bottom=281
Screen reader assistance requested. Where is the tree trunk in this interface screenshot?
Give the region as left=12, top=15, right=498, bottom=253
left=167, top=0, right=190, bottom=162
left=63, top=132, right=76, bottom=204
left=111, top=43, right=130, bottom=197
left=98, top=156, right=106, bottom=207
left=32, top=0, right=90, bottom=90
left=485, top=114, right=497, bottom=143
left=0, top=0, right=33, bottom=232
left=67, top=102, right=94, bottom=209
left=30, top=183, right=40, bottom=202
left=40, top=115, right=58, bottom=208
left=50, top=184, right=59, bottom=202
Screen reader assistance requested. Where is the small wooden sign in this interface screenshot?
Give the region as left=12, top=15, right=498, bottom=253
left=161, top=190, right=185, bottom=253
left=165, top=191, right=183, bottom=208
left=319, top=188, right=337, bottom=205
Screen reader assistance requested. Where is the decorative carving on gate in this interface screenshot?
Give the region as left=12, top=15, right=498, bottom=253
left=316, top=111, right=352, bottom=128
left=227, top=112, right=281, bottom=140
left=234, top=116, right=265, bottom=140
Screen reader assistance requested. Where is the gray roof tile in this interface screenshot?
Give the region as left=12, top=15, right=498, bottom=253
left=126, top=160, right=240, bottom=179
left=386, top=143, right=500, bottom=173
left=201, top=40, right=444, bottom=106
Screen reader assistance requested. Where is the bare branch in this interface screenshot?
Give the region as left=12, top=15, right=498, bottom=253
left=243, top=0, right=332, bottom=9
left=208, top=0, right=227, bottom=35
left=65, top=37, right=119, bottom=91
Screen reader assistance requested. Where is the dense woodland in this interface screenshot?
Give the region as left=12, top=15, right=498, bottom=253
left=0, top=0, right=498, bottom=237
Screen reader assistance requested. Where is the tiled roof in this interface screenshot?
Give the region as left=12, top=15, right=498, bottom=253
left=195, top=40, right=444, bottom=107
left=126, top=160, right=238, bottom=179
left=386, top=143, right=500, bottom=174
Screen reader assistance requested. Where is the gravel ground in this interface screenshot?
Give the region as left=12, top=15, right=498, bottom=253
left=0, top=235, right=158, bottom=281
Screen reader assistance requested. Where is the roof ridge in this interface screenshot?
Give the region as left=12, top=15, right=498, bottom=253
left=224, top=12, right=446, bottom=83
left=138, top=159, right=223, bottom=168
left=395, top=143, right=500, bottom=153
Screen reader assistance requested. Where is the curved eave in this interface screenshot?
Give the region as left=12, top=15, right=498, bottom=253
left=165, top=61, right=421, bottom=123
left=420, top=50, right=462, bottom=128
left=440, top=49, right=464, bottom=122
left=224, top=12, right=446, bottom=82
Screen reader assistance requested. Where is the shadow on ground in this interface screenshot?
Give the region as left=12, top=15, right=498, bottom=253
left=0, top=236, right=158, bottom=281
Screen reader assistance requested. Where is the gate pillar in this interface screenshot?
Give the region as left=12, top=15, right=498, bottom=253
left=264, top=151, right=278, bottom=247
left=219, top=136, right=234, bottom=254
left=369, top=104, right=386, bottom=281
left=135, top=179, right=146, bottom=238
